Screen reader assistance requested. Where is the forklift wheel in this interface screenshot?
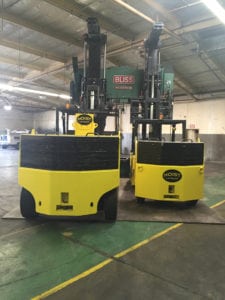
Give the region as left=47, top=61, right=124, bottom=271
left=185, top=200, right=198, bottom=207
left=136, top=197, right=145, bottom=204
left=103, top=189, right=118, bottom=221
left=20, top=188, right=37, bottom=219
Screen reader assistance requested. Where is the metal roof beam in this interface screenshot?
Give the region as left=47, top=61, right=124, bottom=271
left=174, top=76, right=199, bottom=101
left=44, top=0, right=135, bottom=41
left=18, top=62, right=68, bottom=84
left=153, top=3, right=225, bottom=87
left=0, top=56, right=43, bottom=71
left=198, top=52, right=225, bottom=86
left=142, top=0, right=180, bottom=27
left=0, top=10, right=82, bottom=46
left=174, top=18, right=220, bottom=36
left=1, top=90, right=66, bottom=107
left=0, top=55, right=71, bottom=84
left=0, top=38, right=67, bottom=63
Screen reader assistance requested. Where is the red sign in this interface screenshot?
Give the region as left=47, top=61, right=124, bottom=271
left=113, top=75, right=135, bottom=84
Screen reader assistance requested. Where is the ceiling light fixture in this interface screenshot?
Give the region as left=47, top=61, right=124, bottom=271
left=0, top=83, right=71, bottom=100
left=201, top=0, right=225, bottom=25
left=3, top=104, right=12, bottom=111
left=113, top=0, right=155, bottom=24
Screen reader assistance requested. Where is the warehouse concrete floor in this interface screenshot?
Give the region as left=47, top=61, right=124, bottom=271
left=0, top=149, right=225, bottom=300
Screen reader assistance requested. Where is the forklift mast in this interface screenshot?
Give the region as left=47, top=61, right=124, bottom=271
left=144, top=21, right=164, bottom=120
left=57, top=18, right=118, bottom=135
left=81, top=17, right=107, bottom=112
left=131, top=22, right=178, bottom=151
left=144, top=21, right=173, bottom=120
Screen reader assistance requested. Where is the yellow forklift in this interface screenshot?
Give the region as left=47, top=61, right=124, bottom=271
left=18, top=18, right=120, bottom=220
left=130, top=23, right=204, bottom=206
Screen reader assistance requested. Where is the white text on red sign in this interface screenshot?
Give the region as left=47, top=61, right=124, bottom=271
left=113, top=75, right=135, bottom=84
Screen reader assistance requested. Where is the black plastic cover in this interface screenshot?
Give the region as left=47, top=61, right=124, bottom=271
left=20, top=135, right=119, bottom=171
left=137, top=141, right=204, bottom=165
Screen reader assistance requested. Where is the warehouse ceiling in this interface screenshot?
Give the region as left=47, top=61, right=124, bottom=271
left=1, top=0, right=225, bottom=111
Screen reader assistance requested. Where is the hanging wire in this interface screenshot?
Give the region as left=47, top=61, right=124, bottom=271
left=1, top=0, right=21, bottom=31
left=63, top=45, right=67, bottom=89
left=4, top=0, right=20, bottom=9
left=18, top=23, right=22, bottom=79
left=1, top=0, right=3, bottom=32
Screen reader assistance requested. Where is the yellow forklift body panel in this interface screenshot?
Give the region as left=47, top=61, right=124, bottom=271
left=130, top=154, right=136, bottom=186
left=135, top=163, right=204, bottom=202
left=18, top=168, right=119, bottom=216
left=73, top=113, right=98, bottom=136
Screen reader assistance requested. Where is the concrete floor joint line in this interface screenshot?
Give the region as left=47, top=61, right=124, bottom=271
left=32, top=223, right=183, bottom=300
left=32, top=198, right=225, bottom=300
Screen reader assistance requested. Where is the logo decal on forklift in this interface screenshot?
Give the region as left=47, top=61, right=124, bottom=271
left=163, top=169, right=182, bottom=182
left=77, top=114, right=92, bottom=125
left=113, top=75, right=135, bottom=84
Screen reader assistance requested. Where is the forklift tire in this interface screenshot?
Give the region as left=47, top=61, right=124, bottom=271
left=136, top=197, right=145, bottom=204
left=103, top=189, right=118, bottom=221
left=185, top=200, right=198, bottom=207
left=20, top=188, right=37, bottom=219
